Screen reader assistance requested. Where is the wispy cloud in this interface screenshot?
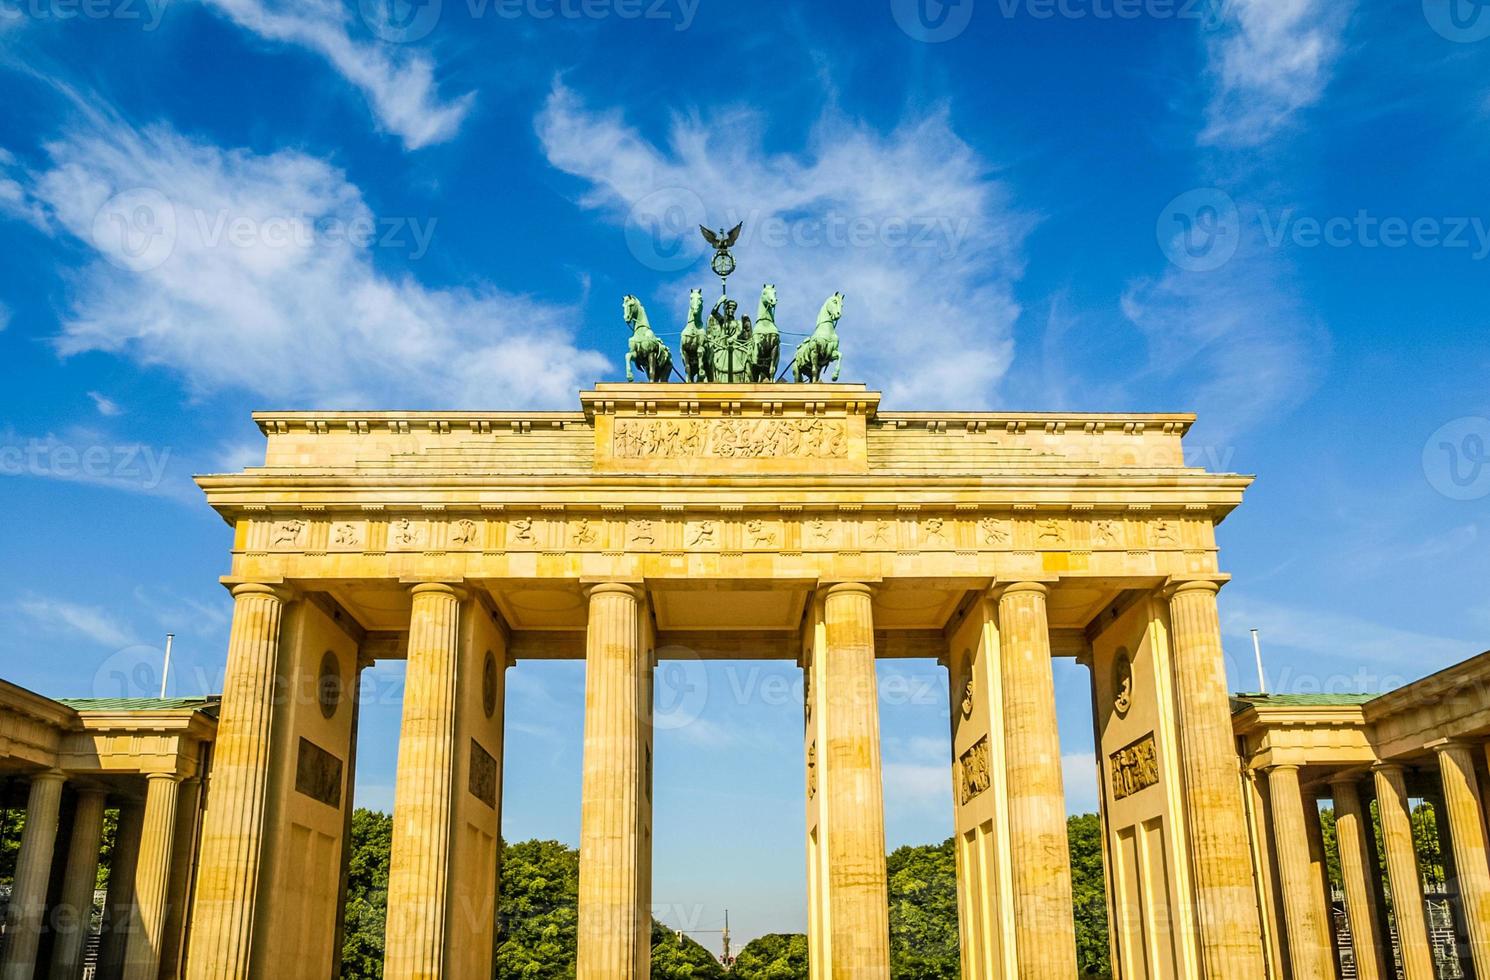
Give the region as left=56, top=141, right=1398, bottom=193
left=197, top=0, right=473, bottom=149
left=87, top=391, right=122, bottom=416
left=1062, top=752, right=1100, bottom=815
left=1122, top=229, right=1327, bottom=444
left=1221, top=592, right=1477, bottom=678
left=5, top=110, right=606, bottom=408
left=15, top=594, right=136, bottom=647
left=536, top=83, right=1031, bottom=408
left=1201, top=0, right=1353, bottom=148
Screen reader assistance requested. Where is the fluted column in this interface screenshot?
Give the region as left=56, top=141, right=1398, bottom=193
left=100, top=801, right=145, bottom=980
left=159, top=776, right=203, bottom=980
left=576, top=583, right=649, bottom=980
left=124, top=773, right=182, bottom=980
left=384, top=583, right=465, bottom=980
left=1373, top=765, right=1435, bottom=980
left=818, top=583, right=892, bottom=975
left=1434, top=742, right=1490, bottom=976
left=0, top=770, right=66, bottom=980
left=1266, top=766, right=1334, bottom=978
left=1165, top=580, right=1267, bottom=976
left=49, top=788, right=108, bottom=980
left=186, top=582, right=291, bottom=980
left=996, top=582, right=1077, bottom=979
left=1329, top=776, right=1387, bottom=980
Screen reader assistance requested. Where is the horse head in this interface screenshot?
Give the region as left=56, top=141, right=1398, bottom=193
left=623, top=294, right=650, bottom=332
left=818, top=292, right=844, bottom=329
left=686, top=288, right=704, bottom=328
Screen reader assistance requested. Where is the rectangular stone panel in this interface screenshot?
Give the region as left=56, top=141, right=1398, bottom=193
left=1109, top=732, right=1160, bottom=801
left=469, top=739, right=498, bottom=809
left=294, top=736, right=343, bottom=809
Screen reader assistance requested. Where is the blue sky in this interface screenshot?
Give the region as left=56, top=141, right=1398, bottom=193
left=3, top=0, right=1489, bottom=955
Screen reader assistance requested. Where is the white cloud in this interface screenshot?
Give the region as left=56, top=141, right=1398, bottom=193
left=536, top=83, right=1030, bottom=408
left=1062, top=752, right=1101, bottom=815
left=1201, top=0, right=1353, bottom=148
left=1122, top=231, right=1326, bottom=444
left=15, top=595, right=135, bottom=647
left=1221, top=593, right=1478, bottom=681
left=0, top=300, right=9, bottom=332
left=10, top=117, right=606, bottom=409
left=197, top=0, right=473, bottom=149
left=87, top=391, right=122, bottom=416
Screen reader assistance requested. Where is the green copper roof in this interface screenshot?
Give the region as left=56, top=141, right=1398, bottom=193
left=1232, top=693, right=1378, bottom=710
left=56, top=697, right=217, bottom=712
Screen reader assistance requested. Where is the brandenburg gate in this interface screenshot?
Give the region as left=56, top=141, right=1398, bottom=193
left=177, top=381, right=1265, bottom=979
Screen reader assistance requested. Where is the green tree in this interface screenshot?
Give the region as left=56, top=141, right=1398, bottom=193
left=732, top=933, right=809, bottom=979
left=649, top=922, right=726, bottom=978
left=341, top=808, right=392, bottom=979
left=493, top=839, right=581, bottom=979
left=887, top=838, right=960, bottom=979
left=1068, top=814, right=1111, bottom=977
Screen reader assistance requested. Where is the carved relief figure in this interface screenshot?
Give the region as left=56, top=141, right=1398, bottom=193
left=1036, top=518, right=1067, bottom=545
left=979, top=517, right=1011, bottom=546
left=331, top=522, right=361, bottom=547
left=612, top=417, right=848, bottom=460
left=807, top=740, right=818, bottom=799
left=1093, top=519, right=1121, bottom=546
left=959, top=736, right=992, bottom=805
left=923, top=517, right=948, bottom=546
left=392, top=519, right=420, bottom=547
left=1110, top=734, right=1160, bottom=801
left=572, top=518, right=597, bottom=546
left=1113, top=652, right=1134, bottom=718
left=272, top=520, right=307, bottom=546
left=960, top=675, right=975, bottom=719
left=806, top=518, right=832, bottom=546
left=1153, top=519, right=1180, bottom=546
left=511, top=517, right=535, bottom=544
left=686, top=521, right=718, bottom=548
left=746, top=519, right=776, bottom=547
left=629, top=519, right=656, bottom=546
left=450, top=519, right=478, bottom=545
left=869, top=519, right=893, bottom=546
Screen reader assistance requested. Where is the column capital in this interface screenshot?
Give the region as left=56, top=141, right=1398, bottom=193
left=1328, top=771, right=1369, bottom=788
left=821, top=581, right=873, bottom=600
left=584, top=582, right=640, bottom=601
left=990, top=580, right=1050, bottom=601
left=30, top=768, right=67, bottom=786
left=409, top=581, right=469, bottom=601
left=228, top=581, right=296, bottom=603
left=1265, top=763, right=1302, bottom=775
left=1162, top=577, right=1228, bottom=600
left=144, top=770, right=183, bottom=784
left=1372, top=761, right=1409, bottom=776
left=1428, top=737, right=1481, bottom=755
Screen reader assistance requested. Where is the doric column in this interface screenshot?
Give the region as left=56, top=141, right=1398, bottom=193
left=1265, top=766, right=1334, bottom=978
left=576, top=583, right=650, bottom=980
left=186, top=582, right=291, bottom=980
left=0, top=770, right=66, bottom=980
left=1373, top=765, right=1436, bottom=980
left=159, top=776, right=204, bottom=980
left=1434, top=741, right=1490, bottom=976
left=124, top=773, right=182, bottom=980
left=816, top=583, right=892, bottom=975
left=1164, top=580, right=1267, bottom=976
left=1329, top=776, right=1387, bottom=980
left=385, top=583, right=465, bottom=980
left=49, top=787, right=108, bottom=980
left=100, top=801, right=145, bottom=980
left=995, top=582, right=1077, bottom=979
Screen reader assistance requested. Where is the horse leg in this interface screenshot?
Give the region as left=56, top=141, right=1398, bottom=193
left=625, top=350, right=636, bottom=382
left=830, top=350, right=841, bottom=383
